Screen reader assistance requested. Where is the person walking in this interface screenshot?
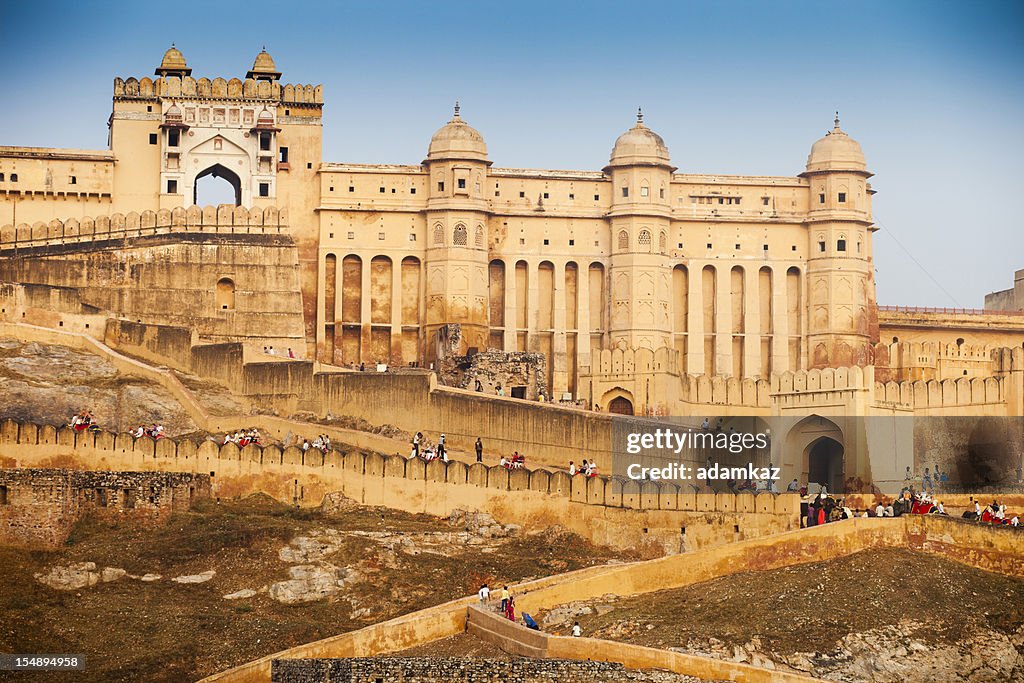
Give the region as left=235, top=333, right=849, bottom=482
left=475, top=437, right=483, bottom=463
left=572, top=621, right=581, bottom=637
left=477, top=583, right=490, bottom=607
left=500, top=586, right=509, bottom=613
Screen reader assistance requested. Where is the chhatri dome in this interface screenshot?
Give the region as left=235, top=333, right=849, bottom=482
left=804, top=113, right=868, bottom=174
left=247, top=47, right=282, bottom=81
left=155, top=44, right=191, bottom=77
left=425, top=102, right=489, bottom=163
left=606, top=108, right=673, bottom=169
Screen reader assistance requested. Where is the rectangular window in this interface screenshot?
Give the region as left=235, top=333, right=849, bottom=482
left=819, top=193, right=825, bottom=204
left=0, top=173, right=4, bottom=182
left=735, top=197, right=741, bottom=204
left=347, top=231, right=355, bottom=239
left=640, top=187, right=649, bottom=197
left=659, top=188, right=665, bottom=199
left=568, top=193, right=574, bottom=200
left=378, top=232, right=385, bottom=240
left=168, top=129, right=180, bottom=147
left=762, top=197, right=770, bottom=206
left=735, top=244, right=741, bottom=250
left=438, top=181, right=445, bottom=192
left=594, top=194, right=599, bottom=200
left=279, top=147, right=289, bottom=163
left=543, top=192, right=549, bottom=199
left=329, top=187, right=334, bottom=192
left=410, top=187, right=416, bottom=194
left=307, top=162, right=312, bottom=169
left=260, top=133, right=271, bottom=151
left=837, top=239, right=847, bottom=251
left=379, top=186, right=386, bottom=193
left=519, top=191, right=525, bottom=198
left=149, top=133, right=158, bottom=145
left=409, top=233, right=416, bottom=241
left=167, top=179, right=177, bottom=194
left=259, top=182, right=269, bottom=197
left=543, top=239, right=549, bottom=245
left=763, top=244, right=769, bottom=251
left=495, top=191, right=500, bottom=197
left=457, top=178, right=466, bottom=189
left=9, top=174, right=16, bottom=182
left=69, top=176, right=77, bottom=185
left=569, top=239, right=574, bottom=246
left=349, top=186, right=355, bottom=192
left=622, top=187, right=629, bottom=198
left=838, top=192, right=847, bottom=203
left=818, top=241, right=826, bottom=252
left=706, top=243, right=713, bottom=249
left=718, top=197, right=724, bottom=204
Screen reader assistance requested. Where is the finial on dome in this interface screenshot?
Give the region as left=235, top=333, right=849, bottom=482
left=637, top=107, right=644, bottom=125
left=834, top=111, right=840, bottom=128
left=454, top=100, right=461, bottom=117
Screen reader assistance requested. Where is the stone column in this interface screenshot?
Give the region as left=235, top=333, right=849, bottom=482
left=577, top=262, right=592, bottom=371
left=503, top=261, right=517, bottom=351
left=390, top=258, right=403, bottom=364
left=772, top=266, right=790, bottom=373
left=552, top=261, right=568, bottom=397
left=715, top=265, right=732, bottom=377
left=686, top=261, right=704, bottom=375
left=360, top=255, right=372, bottom=363
left=526, top=260, right=539, bottom=352
left=744, top=265, right=760, bottom=379
left=315, top=251, right=326, bottom=360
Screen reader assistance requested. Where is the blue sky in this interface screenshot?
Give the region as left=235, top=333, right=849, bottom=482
left=2, top=0, right=1022, bottom=307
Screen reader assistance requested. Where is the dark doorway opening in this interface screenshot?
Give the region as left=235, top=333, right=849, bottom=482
left=194, top=163, right=242, bottom=206
left=808, top=437, right=844, bottom=492
left=608, top=396, right=634, bottom=415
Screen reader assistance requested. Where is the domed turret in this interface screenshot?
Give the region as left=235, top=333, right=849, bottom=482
left=155, top=44, right=191, bottom=77
left=246, top=47, right=281, bottom=81
left=805, top=114, right=867, bottom=174
left=425, top=102, right=488, bottom=163
left=606, top=109, right=673, bottom=170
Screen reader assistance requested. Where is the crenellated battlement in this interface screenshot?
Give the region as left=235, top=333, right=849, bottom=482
left=873, top=375, right=1004, bottom=409
left=113, top=76, right=322, bottom=105
left=0, top=205, right=289, bottom=252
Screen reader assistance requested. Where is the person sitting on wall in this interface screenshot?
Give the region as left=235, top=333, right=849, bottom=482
left=500, top=456, right=508, bottom=469
left=587, top=462, right=599, bottom=478
left=787, top=478, right=800, bottom=492
left=511, top=452, right=525, bottom=469
left=1011, top=514, right=1020, bottom=527
left=569, top=461, right=577, bottom=476
left=412, top=431, right=422, bottom=459
left=875, top=500, right=887, bottom=517
left=580, top=459, right=589, bottom=476
left=134, top=425, right=146, bottom=439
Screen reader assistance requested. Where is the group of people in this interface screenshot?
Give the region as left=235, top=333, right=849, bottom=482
left=223, top=428, right=262, bottom=447
left=477, top=583, right=581, bottom=636
left=905, top=465, right=950, bottom=494
left=133, top=423, right=166, bottom=439
left=301, top=434, right=332, bottom=454
left=501, top=453, right=526, bottom=470
left=965, top=497, right=1020, bottom=527
left=567, top=460, right=599, bottom=477
left=67, top=410, right=101, bottom=433
left=262, top=346, right=296, bottom=359
left=409, top=431, right=448, bottom=462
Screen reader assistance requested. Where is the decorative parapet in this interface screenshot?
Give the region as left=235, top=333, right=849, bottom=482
left=113, top=76, right=323, bottom=105
left=0, top=205, right=289, bottom=252
left=873, top=376, right=1004, bottom=409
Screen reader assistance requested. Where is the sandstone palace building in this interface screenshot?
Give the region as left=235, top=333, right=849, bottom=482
left=0, top=48, right=1022, bottom=491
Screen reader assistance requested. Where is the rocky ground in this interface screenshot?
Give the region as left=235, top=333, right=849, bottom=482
left=0, top=337, right=233, bottom=438
left=538, top=548, right=1024, bottom=683
left=0, top=494, right=636, bottom=683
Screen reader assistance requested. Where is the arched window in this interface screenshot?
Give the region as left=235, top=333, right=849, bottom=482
left=617, top=230, right=629, bottom=250
left=638, top=230, right=652, bottom=248
left=475, top=224, right=485, bottom=248
left=453, top=223, right=468, bottom=246
left=216, top=278, right=235, bottom=310
left=433, top=223, right=444, bottom=246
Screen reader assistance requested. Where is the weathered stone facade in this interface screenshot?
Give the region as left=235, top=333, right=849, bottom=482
left=439, top=350, right=547, bottom=399
left=0, top=468, right=210, bottom=548
left=271, top=657, right=696, bottom=683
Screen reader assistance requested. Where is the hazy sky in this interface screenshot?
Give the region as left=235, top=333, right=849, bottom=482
left=2, top=0, right=1021, bottom=307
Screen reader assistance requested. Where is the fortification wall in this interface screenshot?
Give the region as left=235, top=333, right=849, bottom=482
left=0, top=468, right=209, bottom=548
left=271, top=657, right=636, bottom=683
left=0, top=207, right=305, bottom=346
left=0, top=420, right=799, bottom=554
left=113, top=76, right=323, bottom=105
left=200, top=514, right=1023, bottom=683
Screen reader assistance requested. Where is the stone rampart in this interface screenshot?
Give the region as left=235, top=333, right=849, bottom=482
left=271, top=657, right=637, bottom=683
left=0, top=468, right=209, bottom=548
left=200, top=514, right=1022, bottom=683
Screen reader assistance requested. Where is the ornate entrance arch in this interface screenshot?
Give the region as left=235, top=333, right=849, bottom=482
left=601, top=388, right=635, bottom=415
left=784, top=415, right=845, bottom=492
left=194, top=164, right=242, bottom=206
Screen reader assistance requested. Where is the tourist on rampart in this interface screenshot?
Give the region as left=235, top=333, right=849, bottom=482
left=572, top=621, right=581, bottom=637
left=568, top=461, right=577, bottom=476
left=500, top=586, right=509, bottom=612
left=478, top=584, right=490, bottom=606
left=475, top=437, right=483, bottom=463
left=787, top=478, right=800, bottom=492
left=504, top=594, right=515, bottom=622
